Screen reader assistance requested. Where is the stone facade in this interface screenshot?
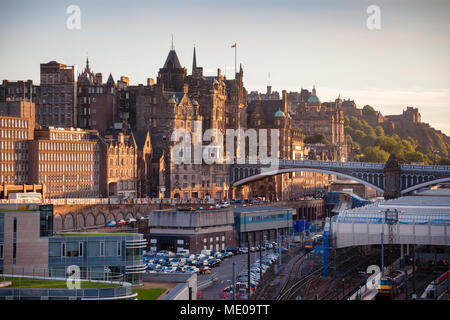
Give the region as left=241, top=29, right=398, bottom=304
left=28, top=127, right=101, bottom=198
left=98, top=131, right=138, bottom=198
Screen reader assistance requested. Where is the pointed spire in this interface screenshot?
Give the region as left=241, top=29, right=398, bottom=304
left=239, top=63, right=243, bottom=73
left=192, top=46, right=197, bottom=71
left=171, top=34, right=174, bottom=50
left=86, top=56, right=90, bottom=70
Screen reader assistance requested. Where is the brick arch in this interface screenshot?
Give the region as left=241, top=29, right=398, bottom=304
left=86, top=213, right=95, bottom=227
left=54, top=215, right=63, bottom=232
left=76, top=214, right=85, bottom=229
left=64, top=214, right=74, bottom=230
left=116, top=212, right=124, bottom=220
left=125, top=212, right=133, bottom=219
left=96, top=213, right=106, bottom=225
left=136, top=212, right=142, bottom=219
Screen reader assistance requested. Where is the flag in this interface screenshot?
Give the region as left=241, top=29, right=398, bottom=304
left=231, top=43, right=236, bottom=48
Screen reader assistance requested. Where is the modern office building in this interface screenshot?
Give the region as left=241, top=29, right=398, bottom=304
left=0, top=203, right=145, bottom=284
left=233, top=206, right=294, bottom=247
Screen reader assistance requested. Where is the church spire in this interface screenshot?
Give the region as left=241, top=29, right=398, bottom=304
left=192, top=46, right=197, bottom=71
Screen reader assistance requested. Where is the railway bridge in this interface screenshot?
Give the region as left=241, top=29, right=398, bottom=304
left=231, top=156, right=450, bottom=198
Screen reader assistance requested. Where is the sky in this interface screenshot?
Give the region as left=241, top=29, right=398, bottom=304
left=1, top=0, right=449, bottom=134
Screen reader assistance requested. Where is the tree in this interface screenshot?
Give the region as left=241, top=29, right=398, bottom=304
left=375, top=126, right=384, bottom=137
left=304, top=134, right=330, bottom=145
left=362, top=146, right=390, bottom=163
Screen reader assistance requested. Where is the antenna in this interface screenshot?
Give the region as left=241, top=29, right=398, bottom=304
left=171, top=34, right=174, bottom=50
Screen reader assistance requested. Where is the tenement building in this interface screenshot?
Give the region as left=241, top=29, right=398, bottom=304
left=36, top=61, right=77, bottom=128
left=99, top=130, right=138, bottom=198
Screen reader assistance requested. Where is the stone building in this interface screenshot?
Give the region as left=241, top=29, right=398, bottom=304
left=98, top=130, right=138, bottom=199
left=36, top=61, right=77, bottom=128
left=133, top=47, right=249, bottom=201
left=76, top=58, right=116, bottom=132
left=0, top=101, right=36, bottom=195
left=28, top=127, right=101, bottom=198
left=0, top=80, right=37, bottom=102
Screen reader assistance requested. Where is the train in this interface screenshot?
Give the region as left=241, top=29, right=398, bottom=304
left=304, top=234, right=323, bottom=251
left=421, top=270, right=449, bottom=300
left=377, top=270, right=407, bottom=299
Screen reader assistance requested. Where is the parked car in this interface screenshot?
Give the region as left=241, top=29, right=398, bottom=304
left=126, top=217, right=137, bottom=224
left=105, top=221, right=116, bottom=227
left=199, top=266, right=212, bottom=274
left=116, top=219, right=126, bottom=225
left=157, top=250, right=170, bottom=257
left=162, top=266, right=174, bottom=273
left=238, top=247, right=248, bottom=254
left=225, top=247, right=239, bottom=255
left=207, top=259, right=220, bottom=267
left=185, top=266, right=200, bottom=274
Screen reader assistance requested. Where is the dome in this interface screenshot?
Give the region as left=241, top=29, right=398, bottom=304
left=168, top=95, right=177, bottom=104
left=274, top=109, right=285, bottom=117
left=307, top=94, right=321, bottom=104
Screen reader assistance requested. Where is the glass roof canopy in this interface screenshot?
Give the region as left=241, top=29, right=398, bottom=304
left=333, top=195, right=450, bottom=225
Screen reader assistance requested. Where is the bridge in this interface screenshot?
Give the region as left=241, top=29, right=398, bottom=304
left=231, top=157, right=450, bottom=198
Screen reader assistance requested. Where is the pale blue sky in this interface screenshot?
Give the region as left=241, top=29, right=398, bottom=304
left=1, top=0, right=449, bottom=134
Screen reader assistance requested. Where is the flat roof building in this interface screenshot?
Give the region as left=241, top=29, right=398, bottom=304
left=0, top=203, right=145, bottom=284
left=233, top=206, right=294, bottom=246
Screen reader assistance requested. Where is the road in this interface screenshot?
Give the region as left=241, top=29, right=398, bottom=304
left=197, top=248, right=275, bottom=300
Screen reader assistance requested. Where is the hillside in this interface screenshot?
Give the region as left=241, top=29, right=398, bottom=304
left=344, top=115, right=450, bottom=165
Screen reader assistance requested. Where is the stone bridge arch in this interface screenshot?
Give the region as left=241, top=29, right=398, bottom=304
left=233, top=167, right=385, bottom=194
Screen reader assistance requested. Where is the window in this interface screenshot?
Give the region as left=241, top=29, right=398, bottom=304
left=0, top=243, right=3, bottom=259
left=13, top=243, right=16, bottom=259
left=100, top=241, right=105, bottom=256
left=79, top=242, right=83, bottom=257
left=117, top=241, right=121, bottom=256
left=62, top=242, right=66, bottom=257
left=13, top=217, right=17, bottom=233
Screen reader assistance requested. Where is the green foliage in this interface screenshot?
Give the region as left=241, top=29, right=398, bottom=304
left=375, top=126, right=384, bottom=137
left=344, top=115, right=440, bottom=164
left=362, top=146, right=390, bottom=163
left=304, top=133, right=330, bottom=145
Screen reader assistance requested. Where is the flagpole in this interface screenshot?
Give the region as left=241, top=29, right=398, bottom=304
left=235, top=43, right=237, bottom=77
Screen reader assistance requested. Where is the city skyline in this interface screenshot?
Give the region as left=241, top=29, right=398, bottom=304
left=1, top=0, right=449, bottom=135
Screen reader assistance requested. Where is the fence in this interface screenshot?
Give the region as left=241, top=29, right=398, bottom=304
left=0, top=197, right=219, bottom=205
left=1, top=266, right=126, bottom=285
